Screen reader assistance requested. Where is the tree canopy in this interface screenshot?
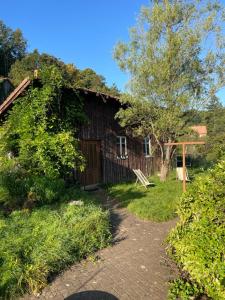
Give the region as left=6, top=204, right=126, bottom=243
left=204, top=98, right=225, bottom=162
left=9, top=49, right=120, bottom=96
left=114, top=0, right=225, bottom=179
left=0, top=20, right=119, bottom=96
left=0, top=21, right=27, bottom=77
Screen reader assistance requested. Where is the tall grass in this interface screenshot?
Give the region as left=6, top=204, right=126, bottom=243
left=0, top=190, right=111, bottom=299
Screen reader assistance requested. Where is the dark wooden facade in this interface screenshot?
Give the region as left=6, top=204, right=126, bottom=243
left=0, top=80, right=161, bottom=186
left=76, top=89, right=160, bottom=185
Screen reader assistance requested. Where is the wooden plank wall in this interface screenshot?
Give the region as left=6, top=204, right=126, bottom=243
left=77, top=91, right=161, bottom=184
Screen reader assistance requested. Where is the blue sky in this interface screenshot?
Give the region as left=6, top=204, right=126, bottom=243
left=1, top=0, right=225, bottom=104
left=1, top=0, right=149, bottom=91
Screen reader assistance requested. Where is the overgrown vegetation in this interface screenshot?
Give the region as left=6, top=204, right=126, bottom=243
left=167, top=158, right=225, bottom=299
left=107, top=173, right=182, bottom=222
left=0, top=189, right=111, bottom=299
left=0, top=65, right=112, bottom=299
left=0, top=65, right=87, bottom=210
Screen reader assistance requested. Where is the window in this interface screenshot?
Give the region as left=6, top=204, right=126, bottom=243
left=143, top=136, right=151, bottom=157
left=116, top=136, right=128, bottom=159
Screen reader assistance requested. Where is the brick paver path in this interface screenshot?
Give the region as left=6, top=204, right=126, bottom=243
left=24, top=190, right=177, bottom=300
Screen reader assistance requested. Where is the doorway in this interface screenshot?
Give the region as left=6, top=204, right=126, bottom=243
left=80, top=140, right=102, bottom=186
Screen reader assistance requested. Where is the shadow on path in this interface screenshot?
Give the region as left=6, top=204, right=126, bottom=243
left=93, top=189, right=128, bottom=243
left=65, top=290, right=118, bottom=300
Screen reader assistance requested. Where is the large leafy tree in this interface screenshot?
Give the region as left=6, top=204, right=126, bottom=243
left=114, top=0, right=225, bottom=180
left=9, top=50, right=79, bottom=87
left=0, top=20, right=26, bottom=77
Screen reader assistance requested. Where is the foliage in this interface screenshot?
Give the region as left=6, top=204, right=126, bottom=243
left=0, top=65, right=85, bottom=182
left=9, top=50, right=120, bottom=96
left=107, top=173, right=182, bottom=222
left=168, top=278, right=204, bottom=300
left=167, top=158, right=225, bottom=299
left=0, top=191, right=111, bottom=299
left=9, top=49, right=79, bottom=87
left=114, top=0, right=225, bottom=180
left=0, top=163, right=67, bottom=210
left=204, top=99, right=225, bottom=163
left=0, top=20, right=27, bottom=77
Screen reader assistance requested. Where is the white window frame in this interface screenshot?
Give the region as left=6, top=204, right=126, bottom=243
left=143, top=136, right=152, bottom=157
left=116, top=136, right=128, bottom=159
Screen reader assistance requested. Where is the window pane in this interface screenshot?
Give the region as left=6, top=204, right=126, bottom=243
left=116, top=136, right=127, bottom=158
left=146, top=143, right=150, bottom=156
left=144, top=137, right=151, bottom=156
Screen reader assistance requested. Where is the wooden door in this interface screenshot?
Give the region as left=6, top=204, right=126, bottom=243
left=80, top=140, right=101, bottom=186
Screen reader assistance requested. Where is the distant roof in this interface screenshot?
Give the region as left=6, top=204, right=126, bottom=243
left=191, top=125, right=207, bottom=136
left=0, top=78, right=120, bottom=116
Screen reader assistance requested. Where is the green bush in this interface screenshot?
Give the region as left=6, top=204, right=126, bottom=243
left=167, top=158, right=225, bottom=299
left=0, top=163, right=69, bottom=209
left=0, top=162, right=27, bottom=208
left=0, top=193, right=111, bottom=299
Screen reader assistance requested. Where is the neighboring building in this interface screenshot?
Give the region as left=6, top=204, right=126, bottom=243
left=0, top=79, right=161, bottom=186
left=191, top=125, right=207, bottom=138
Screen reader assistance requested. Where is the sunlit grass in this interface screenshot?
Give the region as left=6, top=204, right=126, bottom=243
left=107, top=172, right=183, bottom=222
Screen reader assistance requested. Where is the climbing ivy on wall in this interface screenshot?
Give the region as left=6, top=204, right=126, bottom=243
left=0, top=65, right=86, bottom=179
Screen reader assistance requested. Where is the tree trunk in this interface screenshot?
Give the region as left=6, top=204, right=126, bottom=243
left=159, top=141, right=174, bottom=181
left=160, top=159, right=170, bottom=181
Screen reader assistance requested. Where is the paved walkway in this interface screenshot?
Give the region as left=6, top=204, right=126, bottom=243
left=24, top=190, right=177, bottom=300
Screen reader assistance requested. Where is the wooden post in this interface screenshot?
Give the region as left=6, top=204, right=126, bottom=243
left=182, top=143, right=186, bottom=192
left=164, top=141, right=205, bottom=193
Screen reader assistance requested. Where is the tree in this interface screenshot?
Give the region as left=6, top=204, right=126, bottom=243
left=9, top=50, right=120, bottom=96
left=0, top=20, right=26, bottom=77
left=114, top=0, right=225, bottom=180
left=9, top=50, right=79, bottom=87
left=204, top=98, right=225, bottom=162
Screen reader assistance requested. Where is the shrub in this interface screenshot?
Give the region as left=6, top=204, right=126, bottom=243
left=0, top=192, right=111, bottom=299
left=0, top=161, right=69, bottom=209
left=0, top=160, right=27, bottom=208
left=167, top=158, right=225, bottom=299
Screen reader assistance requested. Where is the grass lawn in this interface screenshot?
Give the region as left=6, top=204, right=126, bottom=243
left=107, top=172, right=183, bottom=222
left=0, top=188, right=111, bottom=299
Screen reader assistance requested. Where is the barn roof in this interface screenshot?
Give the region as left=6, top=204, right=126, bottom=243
left=0, top=78, right=120, bottom=116
left=76, top=87, right=120, bottom=102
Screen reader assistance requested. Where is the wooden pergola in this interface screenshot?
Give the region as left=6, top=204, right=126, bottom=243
left=164, top=141, right=205, bottom=192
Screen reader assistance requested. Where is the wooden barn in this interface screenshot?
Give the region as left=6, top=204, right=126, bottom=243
left=0, top=79, right=161, bottom=187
